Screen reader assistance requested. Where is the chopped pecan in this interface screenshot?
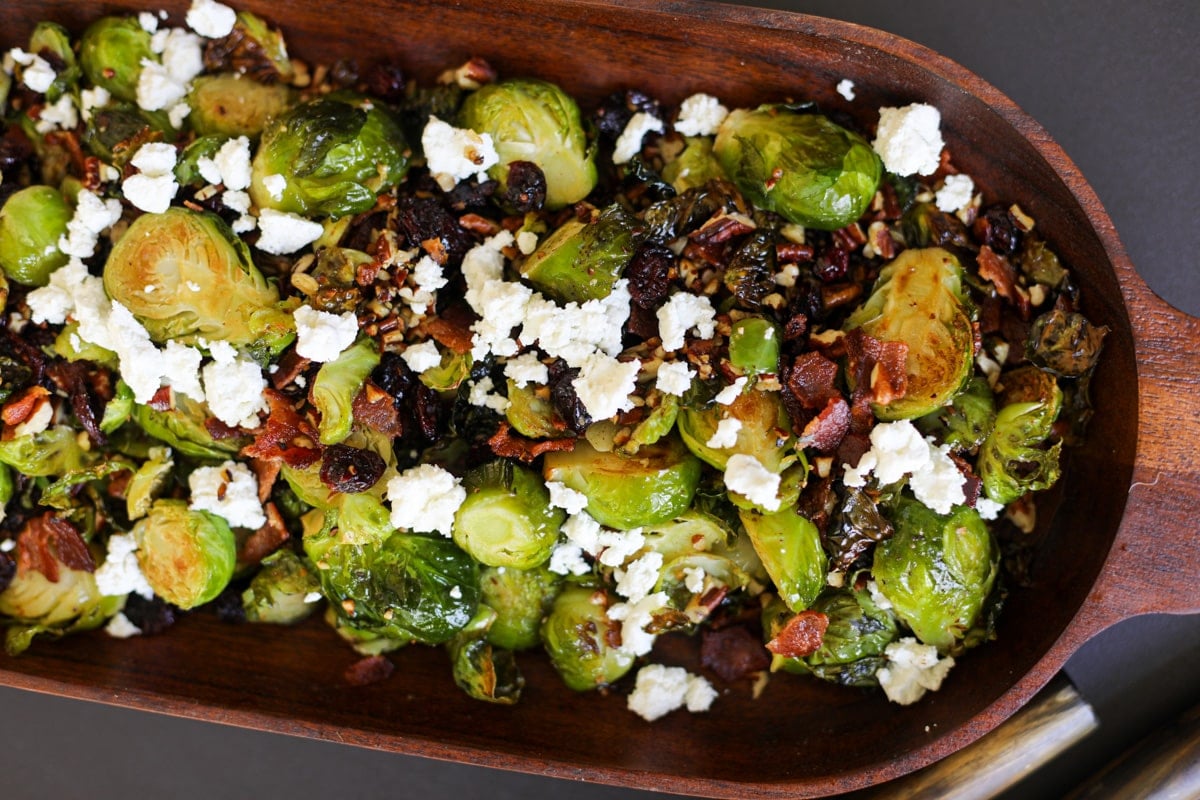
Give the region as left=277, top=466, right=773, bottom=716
left=977, top=245, right=1031, bottom=319
left=766, top=609, right=829, bottom=659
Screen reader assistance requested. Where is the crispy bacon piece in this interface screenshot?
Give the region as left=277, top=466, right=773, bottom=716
left=249, top=458, right=281, bottom=503
left=950, top=452, right=984, bottom=508
left=15, top=513, right=95, bottom=581
left=422, top=305, right=475, bottom=354
left=269, top=349, right=313, bottom=391
left=700, top=625, right=771, bottom=683
left=345, top=654, right=395, bottom=686
left=799, top=396, right=851, bottom=453
left=977, top=245, right=1031, bottom=319
left=843, top=329, right=909, bottom=426
left=2, top=385, right=50, bottom=428
left=238, top=503, right=290, bottom=567
left=241, top=389, right=321, bottom=468
left=785, top=352, right=841, bottom=412
left=487, top=421, right=575, bottom=463
left=352, top=381, right=403, bottom=437
left=766, top=609, right=830, bottom=659
left=205, top=417, right=243, bottom=440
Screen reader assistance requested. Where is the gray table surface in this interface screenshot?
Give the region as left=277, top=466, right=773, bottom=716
left=2, top=1, right=1198, bottom=798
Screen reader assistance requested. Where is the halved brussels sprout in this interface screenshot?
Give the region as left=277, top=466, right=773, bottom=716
left=519, top=205, right=643, bottom=303
left=479, top=564, right=561, bottom=651
left=459, top=78, right=598, bottom=211
left=873, top=499, right=998, bottom=652
left=678, top=387, right=794, bottom=472
left=133, top=393, right=247, bottom=461
left=541, top=584, right=633, bottom=691
left=738, top=507, right=826, bottom=612
left=713, top=106, right=881, bottom=230
left=617, top=392, right=679, bottom=456
left=134, top=500, right=237, bottom=610
left=661, top=136, right=726, bottom=193
left=0, top=425, right=93, bottom=477
left=979, top=392, right=1063, bottom=506
left=83, top=104, right=175, bottom=166
left=915, top=375, right=996, bottom=451
left=845, top=247, right=974, bottom=419
left=311, top=338, right=380, bottom=446
left=242, top=549, right=322, bottom=625
left=104, top=208, right=295, bottom=357
left=79, top=16, right=154, bottom=103
left=542, top=436, right=701, bottom=530
left=0, top=185, right=71, bottom=286
left=28, top=22, right=80, bottom=102
left=728, top=317, right=781, bottom=377
left=453, top=461, right=564, bottom=569
left=125, top=446, right=174, bottom=521
left=1026, top=308, right=1108, bottom=378
left=448, top=607, right=524, bottom=704
left=505, top=380, right=569, bottom=439
left=188, top=74, right=296, bottom=138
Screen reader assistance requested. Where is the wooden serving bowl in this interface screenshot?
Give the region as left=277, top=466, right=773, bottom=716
left=4, top=1, right=1199, bottom=797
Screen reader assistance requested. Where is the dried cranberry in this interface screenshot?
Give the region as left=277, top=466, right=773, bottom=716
left=445, top=177, right=497, bottom=213
left=364, top=62, right=406, bottom=102
left=320, top=444, right=387, bottom=493
left=122, top=594, right=177, bottom=636
left=395, top=195, right=473, bottom=267
left=814, top=243, right=850, bottom=283
left=503, top=161, right=547, bottom=212
left=592, top=89, right=661, bottom=141
left=626, top=243, right=674, bottom=309
left=973, top=205, right=1022, bottom=255
left=549, top=367, right=592, bottom=434
left=0, top=550, right=14, bottom=594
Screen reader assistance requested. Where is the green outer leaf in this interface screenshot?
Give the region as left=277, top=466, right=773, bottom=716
left=979, top=400, right=1063, bottom=505
left=312, top=338, right=380, bottom=445
left=0, top=185, right=72, bottom=287
left=0, top=426, right=93, bottom=477
left=738, top=507, right=826, bottom=612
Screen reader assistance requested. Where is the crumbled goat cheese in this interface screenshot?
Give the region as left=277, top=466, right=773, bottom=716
left=521, top=281, right=631, bottom=368
left=613, top=112, right=664, bottom=165
left=189, top=460, right=266, bottom=529
left=262, top=173, right=287, bottom=201
left=222, top=189, right=251, bottom=214
left=545, top=481, right=589, bottom=516
left=561, top=510, right=603, bottom=555
left=58, top=189, right=123, bottom=259
left=105, top=612, right=143, bottom=639
left=213, top=136, right=252, bottom=190
left=627, top=664, right=717, bottom=721
left=607, top=591, right=669, bottom=656
left=158, top=29, right=204, bottom=84
left=467, top=376, right=510, bottom=413
left=94, top=532, right=155, bottom=599
left=136, top=28, right=203, bottom=112
left=674, top=93, right=728, bottom=137
left=876, top=637, right=955, bottom=705
left=256, top=208, right=323, bottom=254
left=655, top=360, right=695, bottom=397
left=35, top=94, right=78, bottom=134
left=386, top=464, right=466, bottom=537
left=936, top=173, right=975, bottom=213
left=867, top=579, right=893, bottom=610
left=470, top=278, right=533, bottom=359
left=615, top=551, right=663, bottom=604
left=412, top=255, right=448, bottom=293
left=168, top=101, right=191, bottom=129
left=836, top=79, right=856, bottom=101
left=13, top=50, right=56, bottom=94
left=724, top=454, right=781, bottom=511
left=572, top=353, right=640, bottom=421
left=872, top=103, right=944, bottom=177
left=714, top=376, right=748, bottom=406
left=516, top=230, right=539, bottom=255
left=138, top=11, right=160, bottom=32
left=137, top=59, right=188, bottom=111
left=657, top=292, right=716, bottom=351
left=293, top=305, right=359, bottom=362
left=462, top=231, right=514, bottom=310
left=548, top=542, right=590, bottom=576
left=976, top=496, right=1004, bottom=520
left=80, top=86, right=111, bottom=122
left=303, top=591, right=323, bottom=604
left=842, top=420, right=966, bottom=514
left=775, top=263, right=800, bottom=288
left=683, top=567, right=707, bottom=594
left=401, top=339, right=442, bottom=374
left=421, top=115, right=499, bottom=190
left=201, top=343, right=267, bottom=428
left=504, top=351, right=549, bottom=388
left=124, top=141, right=180, bottom=213
left=186, top=0, right=238, bottom=38
left=595, top=527, right=646, bottom=568
left=706, top=417, right=742, bottom=449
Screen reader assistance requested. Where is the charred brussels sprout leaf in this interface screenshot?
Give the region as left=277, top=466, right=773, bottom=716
left=915, top=376, right=996, bottom=451
left=804, top=587, right=899, bottom=686
left=1018, top=237, right=1069, bottom=289
left=83, top=104, right=174, bottom=166
left=242, top=549, right=322, bottom=625
left=459, top=78, right=598, bottom=211
left=249, top=96, right=410, bottom=218
left=1026, top=308, right=1108, bottom=377
left=979, top=396, right=1063, bottom=506
left=738, top=507, right=826, bottom=612
left=506, top=380, right=569, bottom=439
left=724, top=229, right=778, bottom=309
left=0, top=185, right=72, bottom=286
left=134, top=500, right=237, bottom=610
left=104, top=208, right=294, bottom=357
left=873, top=499, right=998, bottom=652
left=79, top=16, right=154, bottom=103
left=188, top=74, right=296, bottom=138
left=825, top=487, right=894, bottom=570
left=132, top=393, right=246, bottom=460
left=519, top=205, right=644, bottom=303
left=845, top=247, right=975, bottom=419
left=713, top=107, right=881, bottom=230
left=453, top=461, right=564, bottom=569
left=448, top=607, right=524, bottom=704
left=541, top=584, right=633, bottom=690
left=479, top=564, right=561, bottom=651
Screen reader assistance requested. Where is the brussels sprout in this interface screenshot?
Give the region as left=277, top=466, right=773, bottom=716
left=505, top=380, right=569, bottom=439
left=979, top=398, right=1063, bottom=506
left=453, top=461, right=564, bottom=569
left=1018, top=237, right=1068, bottom=289
left=617, top=392, right=679, bottom=456
left=209, top=10, right=295, bottom=83
left=133, top=394, right=246, bottom=460
left=83, top=104, right=174, bottom=166
left=519, top=205, right=644, bottom=303
left=728, top=317, right=781, bottom=376
left=713, top=107, right=881, bottom=230
left=678, top=388, right=794, bottom=472
left=79, top=16, right=154, bottom=103
left=324, top=605, right=408, bottom=656
left=281, top=462, right=336, bottom=511
left=448, top=607, right=524, bottom=704
left=824, top=486, right=894, bottom=570
left=0, top=185, right=71, bottom=286
left=542, top=436, right=701, bottom=530
left=903, top=201, right=972, bottom=250
left=28, top=23, right=81, bottom=102
left=305, top=527, right=478, bottom=645
left=249, top=96, right=410, bottom=219
left=915, top=376, right=996, bottom=451
left=1026, top=308, right=1108, bottom=377
left=541, top=584, right=634, bottom=690
left=479, top=564, right=561, bottom=651
left=845, top=247, right=974, bottom=419
left=243, top=549, right=322, bottom=625
left=661, top=136, right=726, bottom=193
left=873, top=499, right=999, bottom=652
left=134, top=500, right=237, bottom=610
left=99, top=380, right=135, bottom=434
left=0, top=426, right=93, bottom=477
left=125, top=446, right=174, bottom=521
left=104, top=208, right=295, bottom=357
left=39, top=460, right=134, bottom=510
left=174, top=135, right=226, bottom=187
left=419, top=350, right=473, bottom=393
left=459, top=78, right=598, bottom=211
left=188, top=74, right=296, bottom=138
left=312, top=338, right=380, bottom=446
left=738, top=507, right=826, bottom=612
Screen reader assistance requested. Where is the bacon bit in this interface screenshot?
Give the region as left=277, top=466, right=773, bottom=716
left=47, top=361, right=111, bottom=446
left=977, top=245, right=1031, bottom=319
left=765, top=166, right=784, bottom=191
left=421, top=236, right=448, bottom=265
left=238, top=502, right=290, bottom=566
left=487, top=421, right=575, bottom=463
left=949, top=452, right=983, bottom=507
left=797, top=473, right=838, bottom=535
left=799, top=396, right=850, bottom=453
left=344, top=654, right=395, bottom=687
left=2, top=385, right=50, bottom=428
left=766, top=609, right=829, bottom=659
left=458, top=213, right=500, bottom=236
left=82, top=156, right=105, bottom=192
left=205, top=417, right=243, bottom=440
left=836, top=431, right=872, bottom=471
left=700, top=625, right=771, bottom=683
left=776, top=242, right=814, bottom=263
left=241, top=389, right=321, bottom=468
left=844, top=329, right=909, bottom=412
left=422, top=305, right=476, bottom=354
left=785, top=352, right=840, bottom=411
left=269, top=349, right=313, bottom=391
left=147, top=386, right=174, bottom=411
left=15, top=513, right=95, bottom=581
left=352, top=381, right=403, bottom=437
left=249, top=458, right=281, bottom=504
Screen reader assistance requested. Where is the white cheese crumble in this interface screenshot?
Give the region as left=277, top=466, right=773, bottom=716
left=615, top=551, right=663, bottom=605
left=80, top=86, right=111, bottom=122
left=655, top=360, right=694, bottom=397
left=548, top=541, right=590, bottom=576
left=545, top=481, right=589, bottom=516
left=186, top=0, right=238, bottom=38
left=706, top=417, right=742, bottom=449
left=657, top=292, right=716, bottom=352
left=607, top=591, right=668, bottom=656
left=515, top=230, right=539, bottom=255
left=976, top=496, right=1004, bottom=520
left=168, top=101, right=191, bottom=129
left=58, top=189, right=123, bottom=259
left=11, top=49, right=56, bottom=94
left=293, top=305, right=359, bottom=362
left=386, top=464, right=466, bottom=537
left=35, top=94, right=78, bottom=134
left=674, top=93, right=728, bottom=137
left=469, top=278, right=532, bottom=360
left=138, top=11, right=160, bottom=32
left=201, top=341, right=267, bottom=428
left=935, top=173, right=976, bottom=213
left=837, top=79, right=857, bottom=101
left=872, top=103, right=944, bottom=177
left=467, top=375, right=510, bottom=413
left=401, top=339, right=442, bottom=374
left=572, top=353, right=640, bottom=421
left=876, top=637, right=955, bottom=705
left=627, top=664, right=717, bottom=722
left=105, top=612, right=143, bottom=639
left=683, top=566, right=707, bottom=594
left=262, top=173, right=287, bottom=201
left=841, top=420, right=966, bottom=514
left=421, top=115, right=499, bottom=191
left=521, top=280, right=631, bottom=368
left=724, top=454, right=781, bottom=512
left=94, top=533, right=155, bottom=599
left=189, top=460, right=266, bottom=529
left=198, top=135, right=252, bottom=190
left=256, top=208, right=323, bottom=254
left=124, top=141, right=180, bottom=213
left=613, top=112, right=664, bottom=165
left=504, top=351, right=548, bottom=388
left=714, top=376, right=748, bottom=406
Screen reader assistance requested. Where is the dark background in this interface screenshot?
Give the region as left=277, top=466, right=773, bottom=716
left=2, top=1, right=1198, bottom=798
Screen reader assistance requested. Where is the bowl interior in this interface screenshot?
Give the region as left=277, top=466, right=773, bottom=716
left=2, top=1, right=1138, bottom=795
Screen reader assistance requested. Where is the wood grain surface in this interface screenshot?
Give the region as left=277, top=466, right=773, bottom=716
left=3, top=1, right=1198, bottom=797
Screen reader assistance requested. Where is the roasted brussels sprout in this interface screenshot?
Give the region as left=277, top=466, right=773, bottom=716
left=979, top=386, right=1063, bottom=506
left=1026, top=308, right=1108, bottom=377
left=133, top=393, right=247, bottom=460
left=453, top=461, right=564, bottom=569
left=242, top=549, right=322, bottom=625
left=249, top=96, right=410, bottom=218
left=311, top=338, right=380, bottom=445
left=541, top=584, right=633, bottom=690
left=519, top=205, right=644, bottom=303
left=678, top=387, right=794, bottom=472
left=104, top=208, right=294, bottom=356
left=505, top=380, right=570, bottom=439
left=738, top=507, right=826, bottom=612
left=134, top=500, right=237, bottom=610
left=188, top=74, right=296, bottom=137
left=845, top=247, right=974, bottom=419
left=661, top=136, right=726, bottom=193
left=448, top=607, right=524, bottom=704
left=459, top=78, right=598, bottom=210
left=915, top=376, right=996, bottom=451
left=79, top=16, right=154, bottom=103
left=617, top=392, right=679, bottom=455
left=727, top=317, right=781, bottom=377
left=0, top=425, right=93, bottom=477
left=207, top=10, right=295, bottom=82
left=125, top=446, right=173, bottom=521
left=479, top=564, right=561, bottom=651
left=542, top=436, right=701, bottom=530
left=28, top=23, right=80, bottom=102
left=83, top=104, right=175, bottom=166
left=873, top=499, right=999, bottom=652
left=713, top=106, right=881, bottom=230
left=0, top=185, right=71, bottom=286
